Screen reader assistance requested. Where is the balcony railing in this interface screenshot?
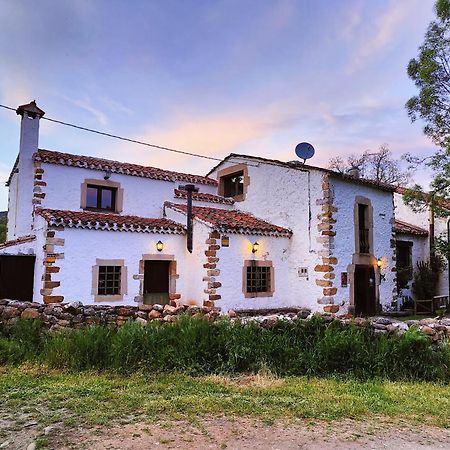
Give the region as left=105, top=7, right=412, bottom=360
left=359, top=228, right=370, bottom=253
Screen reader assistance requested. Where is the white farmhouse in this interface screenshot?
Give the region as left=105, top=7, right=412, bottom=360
left=0, top=101, right=448, bottom=315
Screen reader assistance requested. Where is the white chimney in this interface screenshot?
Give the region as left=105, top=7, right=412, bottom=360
left=11, top=101, right=45, bottom=238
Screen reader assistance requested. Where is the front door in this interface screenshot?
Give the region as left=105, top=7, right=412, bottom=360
left=143, top=260, right=170, bottom=305
left=354, top=265, right=377, bottom=316
left=0, top=255, right=36, bottom=302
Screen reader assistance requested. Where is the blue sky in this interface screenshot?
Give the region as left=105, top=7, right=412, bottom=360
left=0, top=0, right=437, bottom=210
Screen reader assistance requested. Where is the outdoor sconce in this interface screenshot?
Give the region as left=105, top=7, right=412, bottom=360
left=252, top=242, right=259, bottom=253
left=377, top=257, right=386, bottom=281
left=156, top=240, right=164, bottom=252
left=104, top=169, right=112, bottom=180
left=221, top=235, right=230, bottom=247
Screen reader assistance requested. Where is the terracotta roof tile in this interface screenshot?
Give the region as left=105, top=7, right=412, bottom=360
left=35, top=149, right=218, bottom=186
left=394, top=220, right=428, bottom=236
left=36, top=208, right=185, bottom=234
left=165, top=202, right=292, bottom=237
left=0, top=235, right=36, bottom=249
left=174, top=189, right=234, bottom=205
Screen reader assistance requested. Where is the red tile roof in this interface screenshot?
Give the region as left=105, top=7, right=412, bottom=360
left=36, top=209, right=185, bottom=234
left=174, top=189, right=234, bottom=205
left=35, top=149, right=218, bottom=186
left=165, top=202, right=292, bottom=237
left=394, top=220, right=428, bottom=236
left=0, top=235, right=36, bottom=249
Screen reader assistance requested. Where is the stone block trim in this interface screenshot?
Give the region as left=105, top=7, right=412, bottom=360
left=202, top=231, right=222, bottom=307
left=41, top=228, right=65, bottom=304
left=315, top=174, right=339, bottom=313
left=32, top=162, right=46, bottom=209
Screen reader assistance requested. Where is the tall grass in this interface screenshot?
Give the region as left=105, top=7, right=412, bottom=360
left=0, top=315, right=449, bottom=381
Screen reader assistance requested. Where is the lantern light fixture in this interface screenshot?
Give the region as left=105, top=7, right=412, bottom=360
left=377, top=257, right=382, bottom=268
left=252, top=241, right=259, bottom=253
left=156, top=240, right=164, bottom=252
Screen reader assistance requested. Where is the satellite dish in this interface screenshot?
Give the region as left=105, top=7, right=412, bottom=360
left=295, top=142, right=315, bottom=163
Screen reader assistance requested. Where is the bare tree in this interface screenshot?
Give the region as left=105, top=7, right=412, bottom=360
left=328, top=145, right=411, bottom=186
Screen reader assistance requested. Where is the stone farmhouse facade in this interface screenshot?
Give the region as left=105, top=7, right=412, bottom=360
left=0, top=101, right=448, bottom=315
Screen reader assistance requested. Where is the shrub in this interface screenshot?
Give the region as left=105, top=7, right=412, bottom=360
left=0, top=316, right=449, bottom=381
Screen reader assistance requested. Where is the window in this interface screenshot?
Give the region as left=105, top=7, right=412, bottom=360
left=222, top=171, right=244, bottom=198
left=81, top=179, right=123, bottom=213
left=396, top=241, right=413, bottom=291
left=243, top=261, right=274, bottom=297
left=358, top=203, right=370, bottom=253
left=217, top=164, right=249, bottom=201
left=92, top=259, right=127, bottom=302
left=86, top=185, right=117, bottom=211
left=98, top=265, right=121, bottom=295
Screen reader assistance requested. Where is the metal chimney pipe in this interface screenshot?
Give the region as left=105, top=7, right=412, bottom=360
left=179, top=184, right=199, bottom=253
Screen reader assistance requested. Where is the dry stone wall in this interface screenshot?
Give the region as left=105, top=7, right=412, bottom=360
left=1, top=299, right=449, bottom=343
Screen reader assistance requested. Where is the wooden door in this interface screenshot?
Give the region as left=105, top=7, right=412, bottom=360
left=0, top=255, right=35, bottom=301
left=354, top=265, right=377, bottom=316
left=143, top=260, right=170, bottom=305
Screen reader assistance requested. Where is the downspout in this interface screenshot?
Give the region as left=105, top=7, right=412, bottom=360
left=179, top=184, right=199, bottom=253
left=429, top=202, right=435, bottom=257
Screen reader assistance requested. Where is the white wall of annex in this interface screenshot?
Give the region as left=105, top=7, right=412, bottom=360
left=331, top=178, right=395, bottom=311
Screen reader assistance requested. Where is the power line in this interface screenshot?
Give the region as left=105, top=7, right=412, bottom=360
left=0, top=102, right=309, bottom=172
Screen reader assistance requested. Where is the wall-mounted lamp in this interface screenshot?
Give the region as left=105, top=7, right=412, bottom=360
left=156, top=240, right=164, bottom=252
left=104, top=169, right=112, bottom=180
left=252, top=241, right=259, bottom=253
left=377, top=257, right=386, bottom=281
left=221, top=235, right=230, bottom=247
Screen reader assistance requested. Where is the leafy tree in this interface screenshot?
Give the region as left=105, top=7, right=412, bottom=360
left=404, top=0, right=450, bottom=257
left=328, top=144, right=410, bottom=186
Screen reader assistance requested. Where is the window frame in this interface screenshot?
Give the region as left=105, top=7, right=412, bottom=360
left=396, top=240, right=413, bottom=291
left=242, top=260, right=274, bottom=298
left=217, top=164, right=250, bottom=202
left=92, top=259, right=127, bottom=302
left=80, top=179, right=124, bottom=214
left=86, top=184, right=117, bottom=212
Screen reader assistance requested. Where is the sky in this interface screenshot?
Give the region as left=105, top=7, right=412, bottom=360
left=0, top=0, right=438, bottom=210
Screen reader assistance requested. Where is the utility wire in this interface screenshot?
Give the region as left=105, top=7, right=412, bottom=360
left=0, top=103, right=309, bottom=172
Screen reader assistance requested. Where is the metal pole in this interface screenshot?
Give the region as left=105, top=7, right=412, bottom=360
left=179, top=184, right=199, bottom=253
left=447, top=219, right=450, bottom=298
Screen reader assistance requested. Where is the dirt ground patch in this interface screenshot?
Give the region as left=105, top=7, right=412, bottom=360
left=2, top=417, right=450, bottom=450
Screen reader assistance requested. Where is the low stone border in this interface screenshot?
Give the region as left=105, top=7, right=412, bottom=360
left=0, top=299, right=449, bottom=343
left=0, top=299, right=219, bottom=330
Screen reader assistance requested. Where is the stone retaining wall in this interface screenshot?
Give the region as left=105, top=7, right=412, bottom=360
left=0, top=299, right=449, bottom=343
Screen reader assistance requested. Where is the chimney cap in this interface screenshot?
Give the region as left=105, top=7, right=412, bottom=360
left=16, top=100, right=45, bottom=119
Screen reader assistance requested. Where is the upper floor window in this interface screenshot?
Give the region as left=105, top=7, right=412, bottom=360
left=81, top=179, right=123, bottom=213
left=86, top=185, right=116, bottom=211
left=217, top=164, right=249, bottom=201
left=222, top=171, right=244, bottom=198
left=358, top=203, right=370, bottom=253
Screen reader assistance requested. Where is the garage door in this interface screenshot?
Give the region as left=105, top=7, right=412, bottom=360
left=0, top=255, right=35, bottom=301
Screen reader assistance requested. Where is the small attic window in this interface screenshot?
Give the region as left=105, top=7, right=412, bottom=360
left=217, top=164, right=249, bottom=202
left=221, top=171, right=244, bottom=198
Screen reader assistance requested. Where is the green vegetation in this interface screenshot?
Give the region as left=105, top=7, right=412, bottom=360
left=1, top=366, right=450, bottom=428
left=1, top=316, right=449, bottom=381
left=0, top=211, right=6, bottom=243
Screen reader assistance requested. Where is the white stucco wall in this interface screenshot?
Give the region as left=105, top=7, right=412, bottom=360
left=39, top=163, right=218, bottom=218
left=331, top=178, right=395, bottom=312
left=209, top=161, right=328, bottom=311
left=55, top=227, right=208, bottom=306
left=6, top=171, right=18, bottom=241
